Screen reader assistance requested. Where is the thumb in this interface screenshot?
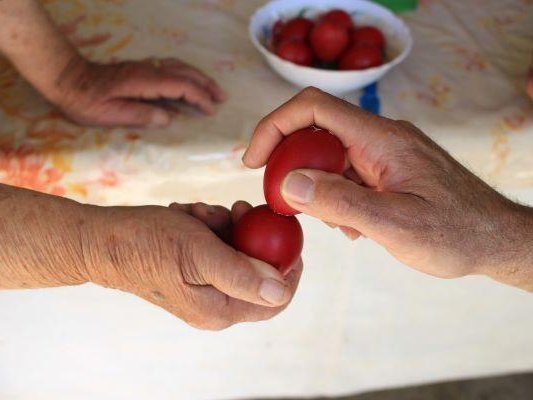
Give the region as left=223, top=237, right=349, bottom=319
left=281, top=169, right=395, bottom=233
left=102, top=100, right=172, bottom=128
left=193, top=238, right=293, bottom=308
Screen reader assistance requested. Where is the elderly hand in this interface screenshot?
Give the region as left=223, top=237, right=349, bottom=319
left=81, top=201, right=302, bottom=330
left=50, top=56, right=225, bottom=128
left=243, top=88, right=533, bottom=290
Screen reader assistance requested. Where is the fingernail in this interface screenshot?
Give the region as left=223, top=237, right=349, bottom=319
left=340, top=227, right=362, bottom=241
left=248, top=258, right=289, bottom=305
left=282, top=172, right=314, bottom=204
left=149, top=110, right=171, bottom=128
left=259, top=279, right=287, bottom=305
left=345, top=231, right=360, bottom=241
left=241, top=150, right=249, bottom=164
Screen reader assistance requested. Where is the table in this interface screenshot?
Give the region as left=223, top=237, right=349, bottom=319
left=1, top=1, right=533, bottom=399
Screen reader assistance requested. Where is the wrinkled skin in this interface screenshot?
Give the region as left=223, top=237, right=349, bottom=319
left=54, top=57, right=225, bottom=128
left=79, top=201, right=303, bottom=330
left=244, top=88, right=533, bottom=291
left=0, top=184, right=302, bottom=331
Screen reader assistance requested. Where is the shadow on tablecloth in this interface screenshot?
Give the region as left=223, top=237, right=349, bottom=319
left=250, top=372, right=533, bottom=400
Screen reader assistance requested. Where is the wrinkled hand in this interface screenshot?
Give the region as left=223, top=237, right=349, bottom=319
left=243, top=88, right=533, bottom=287
left=81, top=201, right=302, bottom=330
left=51, top=56, right=225, bottom=128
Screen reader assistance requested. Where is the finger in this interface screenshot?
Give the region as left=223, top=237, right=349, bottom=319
left=164, top=64, right=226, bottom=102
left=149, top=257, right=303, bottom=330
left=279, top=169, right=415, bottom=238
left=114, top=72, right=216, bottom=115
left=231, top=201, right=253, bottom=224
left=168, top=79, right=216, bottom=115
left=325, top=222, right=338, bottom=229
left=192, top=237, right=293, bottom=308
left=100, top=99, right=171, bottom=128
left=190, top=203, right=231, bottom=232
left=242, top=87, right=387, bottom=168
left=206, top=258, right=304, bottom=328
left=227, top=259, right=303, bottom=326
left=192, top=203, right=234, bottom=244
left=170, top=202, right=233, bottom=243
left=136, top=284, right=269, bottom=331
left=340, top=226, right=362, bottom=241
left=227, top=258, right=303, bottom=325
left=177, top=70, right=226, bottom=103
left=142, top=99, right=182, bottom=115
left=169, top=202, right=192, bottom=213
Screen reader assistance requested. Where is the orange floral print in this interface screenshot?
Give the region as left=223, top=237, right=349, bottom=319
left=0, top=144, right=65, bottom=196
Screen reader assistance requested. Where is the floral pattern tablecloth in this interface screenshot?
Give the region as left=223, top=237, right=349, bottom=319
left=1, top=1, right=533, bottom=400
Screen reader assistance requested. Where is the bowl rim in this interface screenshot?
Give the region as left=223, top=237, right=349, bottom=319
left=248, top=0, right=413, bottom=75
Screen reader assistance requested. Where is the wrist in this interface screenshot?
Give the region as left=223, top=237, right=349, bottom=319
left=79, top=205, right=175, bottom=289
left=43, top=53, right=91, bottom=108
left=0, top=0, right=88, bottom=107
left=481, top=202, right=533, bottom=290
left=0, top=186, right=91, bottom=289
left=78, top=203, right=117, bottom=287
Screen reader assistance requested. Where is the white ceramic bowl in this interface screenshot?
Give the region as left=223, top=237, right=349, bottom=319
left=249, top=0, right=413, bottom=95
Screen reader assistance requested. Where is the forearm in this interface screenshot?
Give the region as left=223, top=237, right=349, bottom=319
left=0, top=184, right=89, bottom=289
left=483, top=203, right=533, bottom=291
left=0, top=0, right=82, bottom=104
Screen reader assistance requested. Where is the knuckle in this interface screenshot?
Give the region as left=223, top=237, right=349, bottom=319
left=395, top=119, right=415, bottom=129
left=184, top=82, right=210, bottom=100
left=300, top=86, right=323, bottom=99
left=316, top=178, right=357, bottom=219
left=216, top=265, right=258, bottom=294
left=194, top=318, right=233, bottom=331
left=255, top=115, right=272, bottom=133
left=319, top=179, right=386, bottom=226
left=332, top=190, right=358, bottom=219
left=177, top=236, right=206, bottom=285
left=236, top=306, right=282, bottom=324
left=182, top=305, right=235, bottom=331
left=175, top=78, right=194, bottom=91
left=255, top=307, right=283, bottom=322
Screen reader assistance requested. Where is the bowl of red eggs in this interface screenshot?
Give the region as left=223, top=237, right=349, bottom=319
left=249, top=0, right=413, bottom=95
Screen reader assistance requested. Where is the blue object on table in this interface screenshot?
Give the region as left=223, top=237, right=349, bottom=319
left=360, top=82, right=381, bottom=115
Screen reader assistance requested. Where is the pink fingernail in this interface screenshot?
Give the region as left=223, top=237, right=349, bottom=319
left=259, top=279, right=287, bottom=305
left=282, top=172, right=314, bottom=204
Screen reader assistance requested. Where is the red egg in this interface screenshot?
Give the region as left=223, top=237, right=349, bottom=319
left=310, top=20, right=350, bottom=62
left=276, top=40, right=314, bottom=66
left=279, top=17, right=314, bottom=42
left=232, top=205, right=304, bottom=274
left=272, top=19, right=285, bottom=46
left=351, top=26, right=386, bottom=49
left=264, top=127, right=346, bottom=216
left=321, top=9, right=354, bottom=30
left=339, top=45, right=383, bottom=70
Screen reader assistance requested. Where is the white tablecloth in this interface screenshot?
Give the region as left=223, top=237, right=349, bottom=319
left=1, top=1, right=533, bottom=399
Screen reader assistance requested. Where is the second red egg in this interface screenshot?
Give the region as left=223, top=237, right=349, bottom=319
left=232, top=205, right=303, bottom=275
